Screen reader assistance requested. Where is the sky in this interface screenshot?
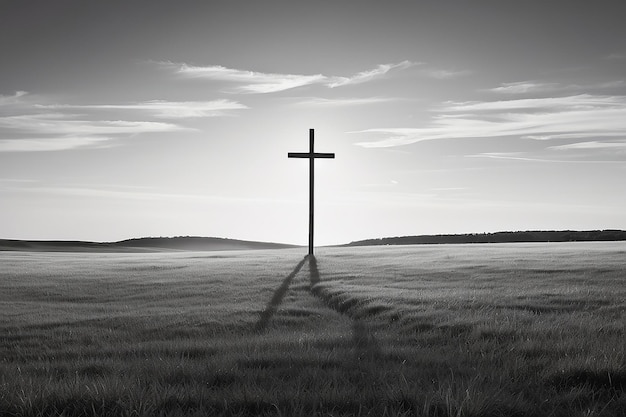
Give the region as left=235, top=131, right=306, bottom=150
left=1, top=0, right=625, bottom=246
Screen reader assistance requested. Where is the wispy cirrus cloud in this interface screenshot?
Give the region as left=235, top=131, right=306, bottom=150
left=467, top=151, right=625, bottom=164
left=606, top=53, right=625, bottom=61
left=548, top=140, right=626, bottom=151
left=0, top=113, right=187, bottom=136
left=0, top=90, right=28, bottom=105
left=7, top=182, right=293, bottom=205
left=443, top=94, right=626, bottom=112
left=353, top=94, right=626, bottom=148
left=487, top=80, right=626, bottom=94
left=294, top=96, right=396, bottom=107
left=173, top=64, right=327, bottom=93
left=421, top=68, right=471, bottom=80
left=326, top=61, right=414, bottom=87
left=466, top=152, right=560, bottom=163
left=0, top=137, right=112, bottom=152
left=0, top=92, right=201, bottom=152
left=486, top=81, right=559, bottom=94
left=0, top=113, right=189, bottom=152
left=38, top=99, right=248, bottom=119
left=161, top=61, right=415, bottom=93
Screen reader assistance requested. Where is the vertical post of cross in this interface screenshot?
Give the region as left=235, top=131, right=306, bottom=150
left=308, top=128, right=314, bottom=255
left=288, top=129, right=335, bottom=255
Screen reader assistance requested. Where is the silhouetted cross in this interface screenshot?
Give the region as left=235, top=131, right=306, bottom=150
left=288, top=129, right=335, bottom=255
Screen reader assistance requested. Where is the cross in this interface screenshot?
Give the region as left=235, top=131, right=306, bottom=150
left=288, top=129, right=335, bottom=255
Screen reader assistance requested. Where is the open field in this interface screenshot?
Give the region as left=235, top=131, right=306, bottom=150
left=1, top=243, right=625, bottom=416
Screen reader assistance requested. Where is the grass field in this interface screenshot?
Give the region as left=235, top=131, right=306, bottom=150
left=1, top=243, right=625, bottom=416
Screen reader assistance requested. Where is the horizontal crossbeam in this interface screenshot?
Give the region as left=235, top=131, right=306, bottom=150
left=288, top=152, right=335, bottom=159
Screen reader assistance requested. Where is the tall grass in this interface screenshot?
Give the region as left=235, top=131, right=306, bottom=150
left=1, top=243, right=624, bottom=416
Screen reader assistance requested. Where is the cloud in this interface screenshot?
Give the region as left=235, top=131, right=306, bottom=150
left=294, top=96, right=395, bottom=107
left=466, top=152, right=564, bottom=163
left=487, top=80, right=626, bottom=95
left=421, top=68, right=471, bottom=80
left=487, top=81, right=558, bottom=94
left=0, top=92, right=229, bottom=151
left=0, top=113, right=187, bottom=136
left=0, top=91, right=28, bottom=105
left=0, top=112, right=190, bottom=152
left=352, top=94, right=626, bottom=148
left=594, top=80, right=626, bottom=89
left=606, top=53, right=625, bottom=61
left=0, top=137, right=112, bottom=152
left=548, top=141, right=626, bottom=151
left=162, top=61, right=414, bottom=93
left=326, top=61, right=414, bottom=87
left=11, top=183, right=291, bottom=205
left=467, top=152, right=625, bottom=164
left=523, top=132, right=626, bottom=141
left=173, top=63, right=327, bottom=93
left=443, top=94, right=626, bottom=112
left=39, top=99, right=248, bottom=119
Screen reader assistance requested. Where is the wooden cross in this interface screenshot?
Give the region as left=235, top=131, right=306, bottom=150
left=288, top=129, right=335, bottom=255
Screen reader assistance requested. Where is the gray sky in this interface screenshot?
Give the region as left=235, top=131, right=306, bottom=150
left=1, top=0, right=625, bottom=245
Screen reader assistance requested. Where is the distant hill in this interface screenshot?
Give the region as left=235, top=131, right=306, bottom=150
left=4, top=230, right=626, bottom=253
left=345, top=230, right=626, bottom=247
left=0, top=237, right=299, bottom=253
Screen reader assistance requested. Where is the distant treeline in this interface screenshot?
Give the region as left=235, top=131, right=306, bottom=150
left=345, top=230, right=626, bottom=247
left=0, top=236, right=298, bottom=252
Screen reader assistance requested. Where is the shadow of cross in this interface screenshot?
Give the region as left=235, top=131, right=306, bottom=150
left=308, top=255, right=381, bottom=362
left=256, top=255, right=383, bottom=366
left=255, top=256, right=308, bottom=332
